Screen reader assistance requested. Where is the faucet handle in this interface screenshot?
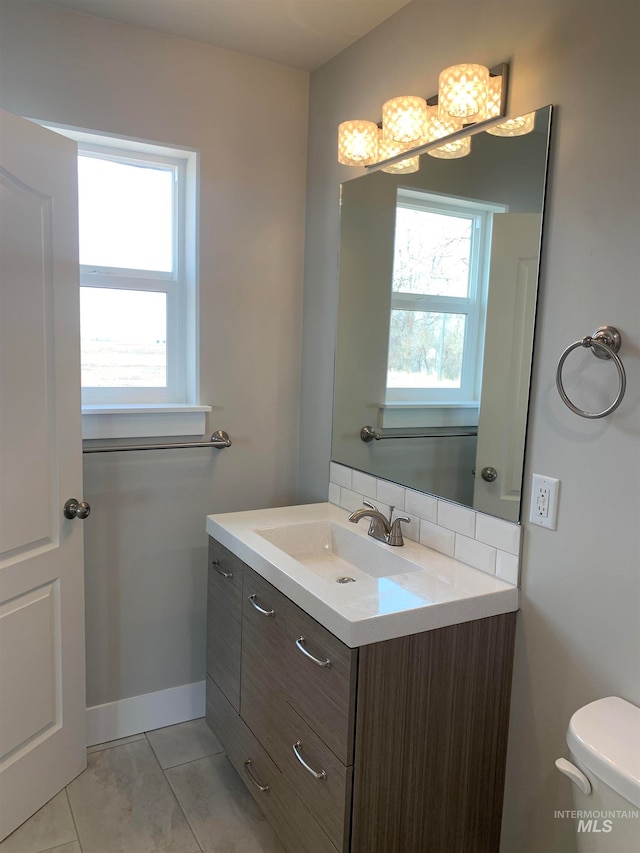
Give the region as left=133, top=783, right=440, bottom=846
left=388, top=514, right=411, bottom=546
left=362, top=499, right=379, bottom=512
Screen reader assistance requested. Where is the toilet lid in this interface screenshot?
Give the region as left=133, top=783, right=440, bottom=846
left=567, top=696, right=640, bottom=808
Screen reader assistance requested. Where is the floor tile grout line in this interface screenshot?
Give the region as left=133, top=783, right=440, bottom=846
left=152, top=747, right=226, bottom=772
left=139, top=730, right=204, bottom=853
left=86, top=733, right=147, bottom=754
left=63, top=787, right=84, bottom=853
left=162, top=766, right=205, bottom=853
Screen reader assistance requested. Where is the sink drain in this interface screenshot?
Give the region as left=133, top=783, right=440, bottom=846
left=337, top=576, right=356, bottom=584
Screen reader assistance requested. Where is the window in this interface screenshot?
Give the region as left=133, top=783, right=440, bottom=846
left=386, top=190, right=505, bottom=408
left=78, top=142, right=192, bottom=406
left=39, top=124, right=207, bottom=438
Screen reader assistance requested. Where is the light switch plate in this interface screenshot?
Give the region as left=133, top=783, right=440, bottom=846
left=529, top=474, right=560, bottom=530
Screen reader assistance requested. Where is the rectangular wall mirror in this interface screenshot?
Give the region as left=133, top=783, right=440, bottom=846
left=332, top=105, right=552, bottom=523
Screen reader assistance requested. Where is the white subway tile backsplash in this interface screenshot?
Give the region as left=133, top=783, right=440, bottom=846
left=327, top=465, right=520, bottom=586
left=329, top=462, right=352, bottom=489
left=476, top=514, right=521, bottom=556
left=405, top=489, right=438, bottom=523
left=419, top=520, right=455, bottom=557
left=397, top=512, right=420, bottom=542
left=352, top=470, right=377, bottom=500
left=496, top=551, right=519, bottom=585
left=338, top=488, right=363, bottom=512
left=455, top=535, right=496, bottom=575
left=376, top=479, right=405, bottom=510
left=437, top=501, right=476, bottom=538
left=328, top=482, right=341, bottom=506
left=374, top=500, right=391, bottom=518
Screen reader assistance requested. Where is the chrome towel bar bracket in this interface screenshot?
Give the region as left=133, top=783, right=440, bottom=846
left=556, top=326, right=626, bottom=419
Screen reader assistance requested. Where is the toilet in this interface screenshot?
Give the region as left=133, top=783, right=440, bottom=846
left=556, top=696, right=640, bottom=852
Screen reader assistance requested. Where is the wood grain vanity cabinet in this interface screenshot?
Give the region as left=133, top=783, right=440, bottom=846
left=205, top=536, right=516, bottom=853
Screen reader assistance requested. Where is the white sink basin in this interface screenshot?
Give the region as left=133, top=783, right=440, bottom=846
left=255, top=520, right=422, bottom=581
left=206, top=503, right=519, bottom=647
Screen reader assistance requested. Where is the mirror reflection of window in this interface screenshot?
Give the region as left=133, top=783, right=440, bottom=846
left=387, top=190, right=506, bottom=409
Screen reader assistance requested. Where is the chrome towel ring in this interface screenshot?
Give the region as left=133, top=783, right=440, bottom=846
left=556, top=325, right=626, bottom=419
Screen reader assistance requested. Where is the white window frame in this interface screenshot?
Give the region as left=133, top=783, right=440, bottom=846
left=79, top=143, right=188, bottom=406
left=39, top=123, right=208, bottom=438
left=386, top=189, right=506, bottom=407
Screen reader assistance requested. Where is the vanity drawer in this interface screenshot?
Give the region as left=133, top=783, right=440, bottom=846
left=207, top=676, right=337, bottom=853
left=285, top=602, right=358, bottom=765
left=207, top=538, right=244, bottom=710
left=273, top=700, right=352, bottom=852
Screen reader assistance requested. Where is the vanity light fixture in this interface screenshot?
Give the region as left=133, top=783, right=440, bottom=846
left=377, top=130, right=420, bottom=174
left=382, top=95, right=428, bottom=144
left=427, top=133, right=471, bottom=159
left=336, top=62, right=508, bottom=172
left=487, top=75, right=504, bottom=118
left=337, top=119, right=378, bottom=166
left=486, top=112, right=535, bottom=137
left=438, top=63, right=490, bottom=121
left=424, top=105, right=471, bottom=159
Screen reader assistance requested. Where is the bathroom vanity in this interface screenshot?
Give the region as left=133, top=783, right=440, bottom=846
left=205, top=503, right=518, bottom=853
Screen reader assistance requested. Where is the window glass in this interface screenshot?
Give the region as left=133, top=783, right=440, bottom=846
left=78, top=155, right=173, bottom=272
left=392, top=206, right=472, bottom=298
left=387, top=310, right=466, bottom=390
left=80, top=288, right=167, bottom=387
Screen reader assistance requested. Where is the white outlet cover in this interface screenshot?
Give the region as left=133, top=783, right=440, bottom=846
left=529, top=474, right=560, bottom=529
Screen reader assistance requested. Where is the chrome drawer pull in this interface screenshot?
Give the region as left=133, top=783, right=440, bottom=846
left=292, top=741, right=327, bottom=780
left=295, top=636, right=331, bottom=668
left=211, top=559, right=232, bottom=579
left=244, top=759, right=270, bottom=792
left=248, top=594, right=275, bottom=617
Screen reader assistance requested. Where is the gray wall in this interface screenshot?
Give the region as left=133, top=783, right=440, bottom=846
left=0, top=0, right=309, bottom=706
left=299, top=2, right=640, bottom=851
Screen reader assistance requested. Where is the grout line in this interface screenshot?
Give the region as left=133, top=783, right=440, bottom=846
left=162, top=767, right=204, bottom=853
left=144, top=731, right=162, bottom=767
left=144, top=724, right=203, bottom=853
left=63, top=787, right=84, bottom=853
left=160, top=748, right=226, bottom=772
left=43, top=843, right=81, bottom=853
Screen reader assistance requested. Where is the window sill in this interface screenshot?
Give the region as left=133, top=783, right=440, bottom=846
left=379, top=403, right=479, bottom=429
left=82, top=404, right=212, bottom=440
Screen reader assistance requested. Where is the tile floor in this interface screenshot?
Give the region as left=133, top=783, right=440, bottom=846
left=0, top=718, right=286, bottom=853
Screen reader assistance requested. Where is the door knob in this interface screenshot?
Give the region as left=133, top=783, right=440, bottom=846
left=481, top=466, right=498, bottom=482
left=63, top=498, right=91, bottom=520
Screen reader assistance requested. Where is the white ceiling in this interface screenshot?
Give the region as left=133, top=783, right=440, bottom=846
left=40, top=0, right=412, bottom=71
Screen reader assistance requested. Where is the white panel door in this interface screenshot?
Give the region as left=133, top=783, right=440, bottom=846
left=0, top=109, right=86, bottom=840
left=473, top=213, right=541, bottom=522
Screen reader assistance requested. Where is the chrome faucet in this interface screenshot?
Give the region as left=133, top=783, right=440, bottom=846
left=348, top=500, right=410, bottom=546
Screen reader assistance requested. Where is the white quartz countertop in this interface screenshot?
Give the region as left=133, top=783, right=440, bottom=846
left=206, top=502, right=519, bottom=648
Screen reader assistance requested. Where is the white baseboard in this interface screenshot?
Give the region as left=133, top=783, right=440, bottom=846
left=86, top=680, right=206, bottom=746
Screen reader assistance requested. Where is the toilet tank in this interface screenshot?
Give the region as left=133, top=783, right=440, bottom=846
left=561, top=696, right=640, bottom=852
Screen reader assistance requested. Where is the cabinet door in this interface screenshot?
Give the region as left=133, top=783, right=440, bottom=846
left=207, top=538, right=244, bottom=711
left=240, top=568, right=289, bottom=758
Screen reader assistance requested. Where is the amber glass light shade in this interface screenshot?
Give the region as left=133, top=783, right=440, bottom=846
left=487, top=75, right=504, bottom=119
left=377, top=131, right=420, bottom=174
left=382, top=95, right=428, bottom=144
left=428, top=135, right=471, bottom=159
left=424, top=105, right=470, bottom=159
left=438, top=63, right=489, bottom=121
left=486, top=112, right=535, bottom=137
left=425, top=105, right=463, bottom=138
left=338, top=120, right=378, bottom=165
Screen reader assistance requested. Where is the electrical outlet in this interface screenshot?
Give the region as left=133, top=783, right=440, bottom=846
left=529, top=474, right=560, bottom=529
